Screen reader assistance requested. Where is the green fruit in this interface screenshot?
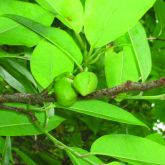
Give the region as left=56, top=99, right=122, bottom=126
left=54, top=78, right=77, bottom=107
left=73, top=71, right=98, bottom=96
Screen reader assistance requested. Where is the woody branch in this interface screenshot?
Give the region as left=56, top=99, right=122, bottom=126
left=0, top=78, right=164, bottom=105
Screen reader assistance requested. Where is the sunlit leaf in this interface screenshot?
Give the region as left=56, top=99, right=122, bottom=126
left=62, top=100, right=147, bottom=127
left=91, top=134, right=165, bottom=165
left=3, top=14, right=83, bottom=87
left=105, top=47, right=139, bottom=87
left=128, top=22, right=152, bottom=81
left=31, top=40, right=74, bottom=88
left=84, top=0, right=156, bottom=47
left=0, top=66, right=26, bottom=92
left=0, top=103, right=64, bottom=136
left=36, top=0, right=84, bottom=32
left=0, top=0, right=54, bottom=47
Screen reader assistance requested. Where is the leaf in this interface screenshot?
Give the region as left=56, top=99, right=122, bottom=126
left=154, top=0, right=165, bottom=36
left=3, top=14, right=83, bottom=70
left=0, top=137, right=5, bottom=154
left=67, top=147, right=103, bottom=165
left=105, top=22, right=151, bottom=87
left=13, top=148, right=37, bottom=165
left=91, top=134, right=165, bottom=165
left=4, top=14, right=83, bottom=65
left=31, top=40, right=74, bottom=88
left=0, top=51, right=36, bottom=88
left=2, top=137, right=11, bottom=165
left=35, top=0, right=84, bottom=32
left=7, top=60, right=37, bottom=88
left=3, top=14, right=83, bottom=87
left=0, top=60, right=36, bottom=93
left=146, top=133, right=165, bottom=146
left=128, top=22, right=152, bottom=81
left=84, top=0, right=156, bottom=47
left=107, top=162, right=125, bottom=165
left=62, top=100, right=147, bottom=127
left=0, top=66, right=26, bottom=92
left=0, top=104, right=65, bottom=136
left=0, top=0, right=54, bottom=47
left=105, top=47, right=139, bottom=87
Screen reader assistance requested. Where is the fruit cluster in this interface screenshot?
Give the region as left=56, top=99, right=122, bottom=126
left=54, top=71, right=98, bottom=107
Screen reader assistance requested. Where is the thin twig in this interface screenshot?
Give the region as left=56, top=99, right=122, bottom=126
left=147, top=37, right=165, bottom=42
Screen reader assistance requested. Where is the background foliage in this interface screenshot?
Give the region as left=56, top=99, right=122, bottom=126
left=1, top=0, right=165, bottom=165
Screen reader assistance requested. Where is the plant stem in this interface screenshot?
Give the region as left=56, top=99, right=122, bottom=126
left=84, top=46, right=95, bottom=65
left=0, top=55, right=29, bottom=60
left=87, top=46, right=94, bottom=58
left=89, top=51, right=105, bottom=64
left=87, top=47, right=103, bottom=59
left=147, top=37, right=165, bottom=42
left=75, top=32, right=85, bottom=50
left=119, top=94, right=165, bottom=100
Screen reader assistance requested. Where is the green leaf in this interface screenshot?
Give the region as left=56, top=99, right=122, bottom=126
left=62, top=100, right=147, bottom=127
left=0, top=104, right=65, bottom=136
left=107, top=162, right=125, bottom=165
left=3, top=14, right=83, bottom=87
left=7, top=60, right=37, bottom=88
left=154, top=0, right=165, bottom=36
left=0, top=60, right=36, bottom=93
left=13, top=148, right=37, bottom=165
left=2, top=137, right=11, bottom=165
left=67, top=147, right=103, bottom=165
left=128, top=22, right=152, bottom=81
left=4, top=14, right=83, bottom=65
left=84, top=0, right=156, bottom=47
left=0, top=0, right=54, bottom=47
left=0, top=137, right=5, bottom=154
left=146, top=133, right=165, bottom=146
left=105, top=47, right=139, bottom=87
left=0, top=66, right=26, bottom=92
left=91, top=134, right=165, bottom=165
left=105, top=22, right=152, bottom=87
left=31, top=40, right=74, bottom=88
left=3, top=14, right=83, bottom=71
left=35, top=0, right=84, bottom=32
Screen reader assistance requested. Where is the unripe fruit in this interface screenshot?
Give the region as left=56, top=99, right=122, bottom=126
left=54, top=78, right=77, bottom=107
left=73, top=71, right=98, bottom=96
